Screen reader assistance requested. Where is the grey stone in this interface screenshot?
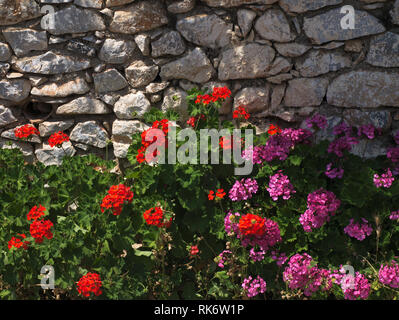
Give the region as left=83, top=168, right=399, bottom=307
left=109, top=1, right=168, bottom=34
left=350, top=136, right=390, bottom=159
left=0, top=79, right=31, bottom=103
left=167, top=0, right=196, bottom=13
left=344, top=39, right=363, bottom=53
left=161, top=87, right=189, bottom=121
left=125, top=60, right=159, bottom=88
left=66, top=40, right=96, bottom=57
left=114, top=92, right=151, bottom=119
left=0, top=0, right=41, bottom=26
left=366, top=32, right=399, bottom=67
left=0, top=42, right=11, bottom=61
left=31, top=77, right=90, bottom=97
left=284, top=78, right=329, bottom=107
left=134, top=34, right=151, bottom=56
left=270, top=83, right=285, bottom=111
left=279, top=0, right=343, bottom=14
left=99, top=39, right=136, bottom=64
left=237, top=9, right=257, bottom=38
left=29, top=76, right=48, bottom=87
left=0, top=138, right=34, bottom=159
left=160, top=48, right=214, bottom=83
left=254, top=9, right=295, bottom=42
left=42, top=5, right=106, bottom=35
left=274, top=43, right=311, bottom=57
left=112, top=119, right=148, bottom=139
left=0, top=63, right=10, bottom=77
left=202, top=0, right=278, bottom=7
left=295, top=50, right=352, bottom=77
left=56, top=97, right=111, bottom=115
left=35, top=141, right=76, bottom=166
left=74, top=0, right=103, bottom=8
left=13, top=51, right=91, bottom=75
left=151, top=31, right=186, bottom=57
left=234, top=86, right=270, bottom=113
left=327, top=71, right=399, bottom=108
left=70, top=121, right=109, bottom=148
left=146, top=82, right=170, bottom=93
left=267, top=57, right=292, bottom=76
left=177, top=14, right=232, bottom=49
left=93, top=69, right=128, bottom=93
left=314, top=42, right=345, bottom=50
left=105, top=0, right=135, bottom=7
left=2, top=28, right=48, bottom=57
left=303, top=8, right=385, bottom=44
left=343, top=109, right=391, bottom=130
left=112, top=141, right=131, bottom=158
left=267, top=73, right=293, bottom=84
left=391, top=0, right=399, bottom=24
left=0, top=105, right=17, bottom=126
left=38, top=120, right=75, bottom=137
left=218, top=43, right=275, bottom=80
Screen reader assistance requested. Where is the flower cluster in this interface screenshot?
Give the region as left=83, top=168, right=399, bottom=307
left=306, top=114, right=327, bottom=130
left=190, top=245, right=199, bottom=256
left=328, top=136, right=359, bottom=157
left=233, top=106, right=250, bottom=120
left=186, top=114, right=205, bottom=128
left=299, top=188, right=341, bottom=232
left=27, top=204, right=46, bottom=221
left=8, top=233, right=29, bottom=250
left=14, top=124, right=40, bottom=139
left=239, top=213, right=266, bottom=237
left=379, top=261, right=399, bottom=288
left=387, top=146, right=399, bottom=163
left=283, top=253, right=331, bottom=297
left=267, top=124, right=282, bottom=135
left=373, top=168, right=395, bottom=188
left=228, top=178, right=258, bottom=201
left=100, top=184, right=133, bottom=216
left=29, top=219, right=54, bottom=243
left=195, top=86, right=231, bottom=104
left=357, top=124, right=380, bottom=140
left=271, top=251, right=288, bottom=267
left=266, top=171, right=296, bottom=201
left=216, top=250, right=232, bottom=268
left=143, top=207, right=172, bottom=228
left=137, top=119, right=169, bottom=164
left=389, top=210, right=399, bottom=220
left=208, top=189, right=226, bottom=200
left=242, top=276, right=267, bottom=298
left=249, top=248, right=266, bottom=262
left=77, top=272, right=102, bottom=297
left=325, top=163, right=344, bottom=179
left=333, top=122, right=353, bottom=136
left=330, top=268, right=370, bottom=300
left=224, top=211, right=241, bottom=236
left=343, top=219, right=373, bottom=241
left=48, top=131, right=70, bottom=147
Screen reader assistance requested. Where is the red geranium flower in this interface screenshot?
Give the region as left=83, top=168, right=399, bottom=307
left=268, top=124, right=282, bottom=135
left=137, top=119, right=169, bottom=164
left=190, top=245, right=199, bottom=256
left=208, top=190, right=215, bottom=200
left=100, top=184, right=133, bottom=216
left=77, top=272, right=102, bottom=297
left=215, top=189, right=226, bottom=199
left=29, top=219, right=54, bottom=243
left=8, top=233, right=30, bottom=250
left=27, top=205, right=46, bottom=221
left=239, top=213, right=266, bottom=237
left=233, top=106, right=250, bottom=120
left=14, top=124, right=40, bottom=139
left=48, top=131, right=70, bottom=147
left=143, top=207, right=172, bottom=228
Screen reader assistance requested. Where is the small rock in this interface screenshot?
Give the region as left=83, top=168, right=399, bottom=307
left=161, top=87, right=189, bottom=121
left=125, top=60, right=159, bottom=88
left=74, top=0, right=103, bottom=8
left=254, top=8, right=295, bottom=42
left=31, top=77, right=90, bottom=97
left=0, top=0, right=41, bottom=26
left=167, top=0, right=195, bottom=13
left=99, top=39, right=136, bottom=64
left=93, top=69, right=128, bottom=93
left=105, top=0, right=135, bottom=7
left=2, top=28, right=48, bottom=57
left=56, top=97, right=111, bottom=115
left=114, top=92, right=151, bottom=119
left=279, top=0, right=343, bottom=14
left=234, top=86, right=270, bottom=113
left=366, top=32, right=399, bottom=67
left=69, top=121, right=109, bottom=148
left=237, top=9, right=257, bottom=38
left=0, top=79, right=31, bottom=103
left=391, top=0, right=399, bottom=25
left=274, top=42, right=311, bottom=57
left=146, top=82, right=170, bottom=93
left=35, top=141, right=76, bottom=166
left=134, top=34, right=151, bottom=56
left=0, top=42, right=11, bottom=61
left=38, top=120, right=75, bottom=137
left=284, top=78, right=329, bottom=107
left=151, top=31, right=186, bottom=57
left=0, top=105, right=17, bottom=127
left=344, top=39, right=363, bottom=53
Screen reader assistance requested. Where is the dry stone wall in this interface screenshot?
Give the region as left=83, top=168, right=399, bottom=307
left=0, top=0, right=399, bottom=165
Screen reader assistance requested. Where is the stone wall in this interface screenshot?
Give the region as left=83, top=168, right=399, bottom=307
left=0, top=0, right=399, bottom=165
